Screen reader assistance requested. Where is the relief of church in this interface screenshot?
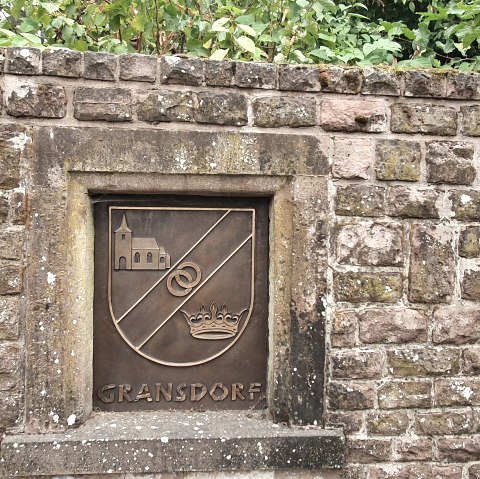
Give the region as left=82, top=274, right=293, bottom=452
left=114, top=214, right=171, bottom=270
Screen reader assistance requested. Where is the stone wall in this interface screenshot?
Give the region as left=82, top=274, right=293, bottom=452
left=1, top=47, right=480, bottom=478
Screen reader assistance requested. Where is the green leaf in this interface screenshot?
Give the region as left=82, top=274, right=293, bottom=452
left=235, top=35, right=256, bottom=54
left=210, top=48, right=229, bottom=60
left=237, top=24, right=256, bottom=37
left=40, top=2, right=60, bottom=14
left=212, top=17, right=230, bottom=32
left=296, top=0, right=310, bottom=7
left=131, top=13, right=148, bottom=32
left=19, top=32, right=42, bottom=46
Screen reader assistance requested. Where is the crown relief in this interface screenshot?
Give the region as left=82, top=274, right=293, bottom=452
left=181, top=302, right=248, bottom=340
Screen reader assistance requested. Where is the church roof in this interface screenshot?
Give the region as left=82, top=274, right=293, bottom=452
left=115, top=214, right=132, bottom=233
left=132, top=237, right=159, bottom=250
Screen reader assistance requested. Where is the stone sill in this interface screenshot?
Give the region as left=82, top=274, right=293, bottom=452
left=0, top=411, right=345, bottom=476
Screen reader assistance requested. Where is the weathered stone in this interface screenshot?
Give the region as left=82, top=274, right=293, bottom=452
left=404, top=71, right=446, bottom=98
left=0, top=48, right=5, bottom=73
left=464, top=346, right=480, bottom=375
left=331, top=138, right=372, bottom=180
left=83, top=51, right=117, bottom=81
left=459, top=226, right=480, bottom=258
left=328, top=381, right=375, bottom=410
left=319, top=66, right=363, bottom=94
left=74, top=87, right=132, bottom=122
left=0, top=296, right=20, bottom=340
left=9, top=189, right=26, bottom=225
left=341, top=465, right=367, bottom=479
left=160, top=56, right=203, bottom=86
left=0, top=192, right=9, bottom=224
left=415, top=409, right=478, bottom=435
left=393, top=438, right=432, bottom=462
left=253, top=97, right=316, bottom=128
left=435, top=378, right=480, bottom=406
left=119, top=54, right=157, bottom=82
left=368, top=464, right=462, bottom=479
left=450, top=190, right=480, bottom=221
left=331, top=310, right=356, bottom=348
left=0, top=124, right=29, bottom=189
left=6, top=47, right=41, bottom=74
left=334, top=272, right=402, bottom=303
left=470, top=464, right=480, bottom=479
left=408, top=225, right=455, bottom=303
left=426, top=141, right=475, bottom=185
left=278, top=65, right=321, bottom=92
left=375, top=139, right=421, bottom=181
left=321, top=99, right=386, bottom=133
left=391, top=103, right=457, bottom=136
left=0, top=392, right=20, bottom=431
left=137, top=91, right=194, bottom=123
left=362, top=68, right=401, bottom=96
left=433, top=306, right=480, bottom=344
left=0, top=261, right=23, bottom=294
left=0, top=343, right=20, bottom=391
left=461, top=105, right=480, bottom=136
left=205, top=60, right=235, bottom=87
left=335, top=222, right=403, bottom=266
left=196, top=93, right=248, bottom=126
left=437, top=437, right=480, bottom=462
left=325, top=411, right=363, bottom=434
left=0, top=227, right=23, bottom=260
left=347, top=438, right=391, bottom=463
left=331, top=349, right=384, bottom=379
left=386, top=347, right=460, bottom=377
left=377, top=380, right=432, bottom=409
left=366, top=411, right=409, bottom=435
left=386, top=186, right=440, bottom=219
left=334, top=185, right=385, bottom=217
left=235, top=62, right=277, bottom=89
left=6, top=84, right=66, bottom=118
left=42, top=48, right=83, bottom=77
left=462, top=268, right=480, bottom=300
left=447, top=72, right=480, bottom=99
left=359, top=308, right=427, bottom=344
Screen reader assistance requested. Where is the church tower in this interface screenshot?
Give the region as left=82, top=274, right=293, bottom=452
left=114, top=214, right=132, bottom=270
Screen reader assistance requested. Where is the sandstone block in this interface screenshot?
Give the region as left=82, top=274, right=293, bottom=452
left=196, top=93, right=248, bottom=126
left=328, top=381, right=375, bottom=410
left=6, top=47, right=41, bottom=74
left=464, top=346, right=480, bottom=375
left=0, top=48, right=4, bottom=73
left=42, top=48, right=82, bottom=77
left=331, top=310, right=356, bottom=348
left=334, top=272, right=402, bottom=304
left=335, top=222, right=403, bottom=266
left=386, top=186, right=440, bottom=219
left=83, top=51, right=117, bottom=81
left=341, top=465, right=367, bottom=479
left=391, top=103, right=457, bottom=135
left=6, top=84, right=66, bottom=118
left=0, top=296, right=19, bottom=340
left=325, top=411, right=363, bottom=434
left=435, top=378, right=480, bottom=406
left=331, top=138, right=372, bottom=180
left=205, top=60, right=235, bottom=87
left=0, top=393, right=20, bottom=431
left=361, top=68, right=401, bottom=96
left=368, top=464, right=462, bottom=479
left=278, top=65, right=321, bottom=92
left=387, top=347, right=460, bottom=377
left=366, top=411, right=409, bottom=435
left=9, top=189, right=26, bottom=225
left=450, top=190, right=480, bottom=221
left=321, top=99, right=386, bottom=132
left=334, top=185, right=385, bottom=217
left=331, top=349, right=384, bottom=379
left=461, top=268, right=480, bottom=300
left=359, top=308, right=427, bottom=344
left=119, top=54, right=157, bottom=82
left=470, top=464, right=480, bottom=479
left=459, top=226, right=480, bottom=258
left=235, top=62, right=277, bottom=89
left=0, top=192, right=9, bottom=224
left=160, top=56, right=204, bottom=85
left=74, top=87, right=132, bottom=122
left=375, top=139, right=421, bottom=181
left=404, top=71, right=446, bottom=98
left=437, top=437, right=480, bottom=462
left=0, top=342, right=20, bottom=391
left=319, top=66, right=363, bottom=94
left=377, top=380, right=432, bottom=409
left=137, top=91, right=194, bottom=123
left=447, top=72, right=480, bottom=99
left=252, top=97, right=316, bottom=128
left=0, top=262, right=23, bottom=294
left=0, top=228, right=23, bottom=260
left=393, top=438, right=432, bottom=462
left=461, top=105, right=480, bottom=136
left=426, top=141, right=475, bottom=185
left=433, top=306, right=480, bottom=344
left=408, top=225, right=455, bottom=303
left=415, top=409, right=478, bottom=435
left=347, top=438, right=391, bottom=464
left=0, top=124, right=29, bottom=189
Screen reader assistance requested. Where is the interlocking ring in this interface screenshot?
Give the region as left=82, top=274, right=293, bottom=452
left=167, top=262, right=202, bottom=297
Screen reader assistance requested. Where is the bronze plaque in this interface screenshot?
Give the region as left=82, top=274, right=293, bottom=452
left=93, top=196, right=269, bottom=411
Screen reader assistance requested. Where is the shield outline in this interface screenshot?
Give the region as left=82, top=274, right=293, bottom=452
left=107, top=206, right=256, bottom=367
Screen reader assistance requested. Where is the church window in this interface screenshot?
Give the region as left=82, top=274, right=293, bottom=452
left=134, top=252, right=140, bottom=263
left=122, top=234, right=125, bottom=240
left=160, top=257, right=165, bottom=264
left=147, top=252, right=153, bottom=263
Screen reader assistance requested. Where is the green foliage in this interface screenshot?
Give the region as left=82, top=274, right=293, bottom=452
left=1, top=0, right=480, bottom=70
